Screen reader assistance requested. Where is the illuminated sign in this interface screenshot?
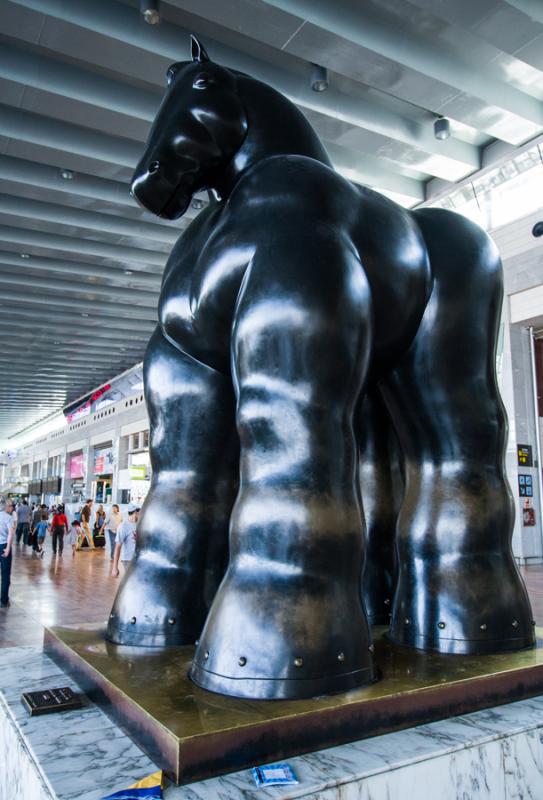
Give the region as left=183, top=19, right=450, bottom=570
left=129, top=465, right=147, bottom=480
left=69, top=453, right=85, bottom=479
left=65, top=384, right=112, bottom=422
left=517, top=444, right=533, bottom=467
left=94, top=447, right=114, bottom=475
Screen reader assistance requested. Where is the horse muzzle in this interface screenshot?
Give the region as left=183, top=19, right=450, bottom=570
left=130, top=161, right=194, bottom=220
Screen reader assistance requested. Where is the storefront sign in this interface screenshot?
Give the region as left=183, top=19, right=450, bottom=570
left=69, top=453, right=85, bottom=479
left=94, top=447, right=114, bottom=475
left=65, top=384, right=112, bottom=422
left=129, top=465, right=147, bottom=480
left=517, top=444, right=533, bottom=467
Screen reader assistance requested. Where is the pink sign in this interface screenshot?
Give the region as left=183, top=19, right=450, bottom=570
left=69, top=453, right=85, bottom=479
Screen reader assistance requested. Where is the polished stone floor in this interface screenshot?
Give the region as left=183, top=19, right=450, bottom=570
left=0, top=541, right=118, bottom=648
left=0, top=541, right=542, bottom=650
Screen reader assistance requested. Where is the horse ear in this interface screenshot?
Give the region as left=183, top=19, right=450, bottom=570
left=190, top=35, right=210, bottom=63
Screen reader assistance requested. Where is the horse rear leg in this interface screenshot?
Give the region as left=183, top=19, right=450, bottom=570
left=358, top=390, right=402, bottom=626
left=381, top=209, right=534, bottom=655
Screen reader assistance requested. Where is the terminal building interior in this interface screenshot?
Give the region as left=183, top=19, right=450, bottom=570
left=1, top=0, right=543, bottom=798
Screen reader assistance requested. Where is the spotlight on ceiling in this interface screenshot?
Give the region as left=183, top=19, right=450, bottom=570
left=434, top=117, right=450, bottom=140
left=140, top=0, right=160, bottom=24
left=532, top=221, right=543, bottom=238
left=311, top=64, right=329, bottom=92
left=20, top=253, right=30, bottom=259
left=60, top=168, right=74, bottom=180
left=124, top=270, right=133, bottom=275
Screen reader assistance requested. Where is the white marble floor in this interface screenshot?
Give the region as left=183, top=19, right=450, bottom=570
left=2, top=645, right=543, bottom=799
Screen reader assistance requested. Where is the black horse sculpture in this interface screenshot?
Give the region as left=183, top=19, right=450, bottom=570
left=106, top=36, right=535, bottom=699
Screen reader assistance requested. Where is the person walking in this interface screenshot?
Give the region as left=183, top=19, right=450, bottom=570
left=34, top=514, right=49, bottom=557
left=111, top=504, right=140, bottom=578
left=0, top=499, right=15, bottom=607
left=32, top=503, right=48, bottom=531
left=15, top=499, right=31, bottom=545
left=80, top=499, right=95, bottom=550
left=67, top=520, right=82, bottom=556
left=50, top=504, right=69, bottom=556
left=101, top=504, right=123, bottom=560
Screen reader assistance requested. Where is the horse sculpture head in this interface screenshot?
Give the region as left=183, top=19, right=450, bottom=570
left=131, top=36, right=248, bottom=219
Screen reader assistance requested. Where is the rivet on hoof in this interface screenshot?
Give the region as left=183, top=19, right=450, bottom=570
left=130, top=616, right=136, bottom=625
left=384, top=598, right=390, bottom=606
left=238, top=656, right=247, bottom=667
left=368, top=644, right=375, bottom=653
left=405, top=618, right=410, bottom=625
left=168, top=618, right=176, bottom=625
left=204, top=651, right=209, bottom=660
left=294, top=657, right=303, bottom=668
left=438, top=621, right=446, bottom=630
left=337, top=652, right=345, bottom=662
left=480, top=623, right=487, bottom=631
left=512, top=620, right=519, bottom=628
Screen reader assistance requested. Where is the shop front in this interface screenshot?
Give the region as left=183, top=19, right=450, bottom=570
left=118, top=450, right=151, bottom=506
left=93, top=444, right=114, bottom=504
left=67, top=452, right=86, bottom=504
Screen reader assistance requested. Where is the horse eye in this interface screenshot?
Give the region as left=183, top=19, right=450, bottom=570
left=193, top=76, right=210, bottom=90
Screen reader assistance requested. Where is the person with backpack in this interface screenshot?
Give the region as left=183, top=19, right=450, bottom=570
left=50, top=504, right=69, bottom=556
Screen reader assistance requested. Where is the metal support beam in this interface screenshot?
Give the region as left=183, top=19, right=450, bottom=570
left=258, top=0, right=543, bottom=127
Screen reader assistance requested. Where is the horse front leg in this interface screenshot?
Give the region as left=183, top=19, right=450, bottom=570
left=190, top=237, right=375, bottom=699
left=107, top=327, right=238, bottom=646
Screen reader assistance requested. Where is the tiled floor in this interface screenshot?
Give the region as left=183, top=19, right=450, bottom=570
left=0, top=541, right=117, bottom=648
left=0, top=541, right=542, bottom=650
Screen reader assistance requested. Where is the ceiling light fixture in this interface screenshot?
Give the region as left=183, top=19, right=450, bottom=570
left=60, top=169, right=75, bottom=180
left=82, top=313, right=89, bottom=317
left=434, top=117, right=450, bottom=140
left=20, top=253, right=30, bottom=259
left=124, top=270, right=133, bottom=275
left=311, top=64, right=329, bottom=92
left=140, top=0, right=160, bottom=24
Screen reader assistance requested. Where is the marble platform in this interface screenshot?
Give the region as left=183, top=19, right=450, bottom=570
left=3, top=645, right=543, bottom=799
left=43, top=623, right=543, bottom=784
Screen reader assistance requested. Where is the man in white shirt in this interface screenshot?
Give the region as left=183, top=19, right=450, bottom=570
left=111, top=503, right=140, bottom=578
left=0, top=499, right=16, bottom=607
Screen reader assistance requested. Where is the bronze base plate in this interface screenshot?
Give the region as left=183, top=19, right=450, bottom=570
left=44, top=624, right=543, bottom=785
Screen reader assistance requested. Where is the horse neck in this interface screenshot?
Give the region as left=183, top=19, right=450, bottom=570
left=217, top=77, right=332, bottom=196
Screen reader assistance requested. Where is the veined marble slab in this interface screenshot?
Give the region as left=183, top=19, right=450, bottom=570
left=2, top=645, right=543, bottom=799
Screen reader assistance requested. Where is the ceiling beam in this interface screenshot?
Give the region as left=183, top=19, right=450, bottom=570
left=503, top=0, right=543, bottom=25
left=0, top=278, right=156, bottom=314
left=0, top=193, right=177, bottom=245
left=0, top=286, right=157, bottom=321
left=0, top=266, right=158, bottom=305
left=0, top=223, right=168, bottom=268
left=258, top=0, right=543, bottom=128
left=0, top=305, right=154, bottom=334
left=0, top=251, right=162, bottom=288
